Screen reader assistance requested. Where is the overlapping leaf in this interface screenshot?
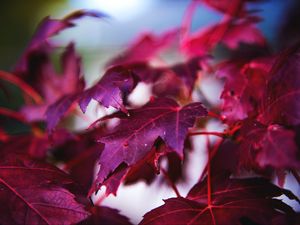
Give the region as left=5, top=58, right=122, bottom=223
left=46, top=57, right=204, bottom=130
left=108, top=29, right=179, bottom=66
left=78, top=65, right=135, bottom=113
left=79, top=206, right=132, bottom=225
left=140, top=177, right=299, bottom=225
left=259, top=46, right=300, bottom=126
left=0, top=153, right=89, bottom=225
left=200, top=0, right=263, bottom=16
left=217, top=57, right=272, bottom=121
left=238, top=120, right=300, bottom=170
left=182, top=16, right=265, bottom=57
left=22, top=42, right=84, bottom=124
left=14, top=10, right=107, bottom=76
left=91, top=98, right=207, bottom=193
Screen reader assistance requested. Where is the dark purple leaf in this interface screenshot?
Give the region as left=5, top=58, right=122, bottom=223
left=140, top=177, right=299, bottom=225
left=91, top=98, right=207, bottom=193
left=238, top=120, right=300, bottom=170
left=79, top=65, right=135, bottom=113
left=258, top=46, right=300, bottom=126
left=182, top=16, right=265, bottom=57
left=79, top=206, right=132, bottom=225
left=0, top=153, right=89, bottom=225
left=15, top=10, right=107, bottom=75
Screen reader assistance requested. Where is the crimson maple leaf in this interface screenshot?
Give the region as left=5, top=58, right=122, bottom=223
left=258, top=46, right=300, bottom=126
left=79, top=206, right=132, bottom=225
left=108, top=29, right=179, bottom=66
left=21, top=42, right=84, bottom=124
left=140, top=177, right=299, bottom=225
left=91, top=98, right=207, bottom=194
left=238, top=120, right=300, bottom=170
left=217, top=57, right=272, bottom=122
left=182, top=16, right=265, bottom=57
left=78, top=65, right=135, bottom=114
left=0, top=153, right=89, bottom=225
left=14, top=10, right=107, bottom=76
left=200, top=0, right=263, bottom=17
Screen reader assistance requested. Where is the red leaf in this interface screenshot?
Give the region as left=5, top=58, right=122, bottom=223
left=124, top=145, right=184, bottom=186
left=46, top=93, right=79, bottom=131
left=91, top=98, right=207, bottom=193
left=238, top=120, right=300, bottom=170
left=182, top=16, right=265, bottom=57
left=217, top=57, right=272, bottom=122
left=258, top=46, right=300, bottom=126
left=0, top=153, right=89, bottom=225
left=14, top=10, right=106, bottom=75
left=79, top=65, right=135, bottom=113
left=79, top=206, right=132, bottom=225
left=23, top=42, right=84, bottom=124
left=140, top=177, right=299, bottom=225
left=200, top=0, right=262, bottom=17
left=108, top=29, right=179, bottom=66
left=152, top=57, right=203, bottom=99
left=51, top=128, right=105, bottom=195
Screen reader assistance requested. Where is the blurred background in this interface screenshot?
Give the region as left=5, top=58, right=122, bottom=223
left=1, top=0, right=299, bottom=223
left=0, top=0, right=298, bottom=72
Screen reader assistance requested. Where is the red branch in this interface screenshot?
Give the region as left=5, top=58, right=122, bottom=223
left=161, top=167, right=181, bottom=198
left=0, top=70, right=42, bottom=104
left=0, top=107, right=26, bottom=123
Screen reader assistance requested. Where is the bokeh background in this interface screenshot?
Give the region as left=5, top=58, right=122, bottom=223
left=1, top=0, right=299, bottom=223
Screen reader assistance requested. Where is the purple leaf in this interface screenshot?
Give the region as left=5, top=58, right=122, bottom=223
left=92, top=98, right=207, bottom=193
left=238, top=120, right=300, bottom=170
left=140, top=177, right=298, bottom=225
left=79, top=206, right=132, bottom=225
left=258, top=46, right=300, bottom=126
left=15, top=10, right=107, bottom=75
left=0, top=153, right=89, bottom=225
left=79, top=65, right=135, bottom=113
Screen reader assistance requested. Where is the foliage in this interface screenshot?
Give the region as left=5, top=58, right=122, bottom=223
left=0, top=1, right=299, bottom=224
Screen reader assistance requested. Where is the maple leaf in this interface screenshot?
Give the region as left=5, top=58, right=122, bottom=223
left=97, top=141, right=185, bottom=196
left=152, top=57, right=203, bottom=99
left=238, top=120, right=300, bottom=170
left=22, top=42, right=84, bottom=124
left=14, top=11, right=106, bottom=124
left=0, top=153, right=89, bottom=225
left=124, top=144, right=185, bottom=186
left=79, top=206, right=132, bottom=225
left=14, top=10, right=107, bottom=76
left=217, top=57, right=272, bottom=122
left=258, top=46, right=300, bottom=126
left=46, top=93, right=80, bottom=131
left=46, top=57, right=206, bottom=131
left=140, top=177, right=299, bottom=225
left=91, top=98, right=207, bottom=193
left=108, top=29, right=179, bottom=66
left=78, top=65, right=135, bottom=113
left=200, top=0, right=263, bottom=17
left=79, top=58, right=202, bottom=113
left=182, top=16, right=265, bottom=57
left=51, top=128, right=105, bottom=195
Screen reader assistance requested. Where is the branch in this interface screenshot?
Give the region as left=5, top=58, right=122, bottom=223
left=161, top=167, right=181, bottom=198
